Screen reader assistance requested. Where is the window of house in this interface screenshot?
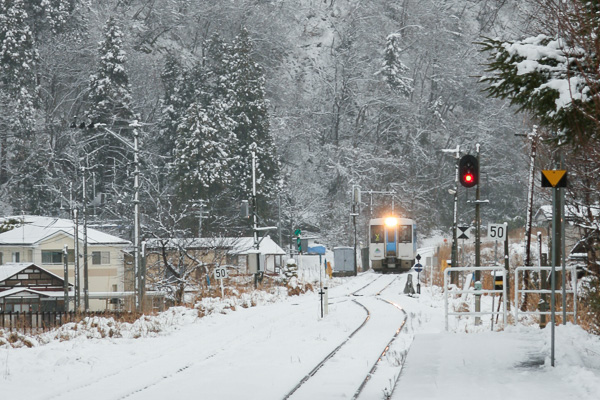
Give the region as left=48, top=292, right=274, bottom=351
left=0, top=252, right=3, bottom=264
left=42, top=250, right=64, bottom=264
left=12, top=252, right=20, bottom=263
left=41, top=250, right=75, bottom=264
left=92, top=251, right=110, bottom=265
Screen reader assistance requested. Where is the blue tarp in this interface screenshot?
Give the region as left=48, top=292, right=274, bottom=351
left=307, top=245, right=326, bottom=255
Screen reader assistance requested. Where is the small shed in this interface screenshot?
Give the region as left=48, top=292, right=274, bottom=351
left=333, top=247, right=355, bottom=276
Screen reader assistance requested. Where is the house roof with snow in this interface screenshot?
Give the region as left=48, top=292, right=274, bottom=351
left=0, top=287, right=69, bottom=299
left=534, top=205, right=600, bottom=223
left=0, top=215, right=130, bottom=246
left=145, top=236, right=286, bottom=256
left=0, top=262, right=69, bottom=283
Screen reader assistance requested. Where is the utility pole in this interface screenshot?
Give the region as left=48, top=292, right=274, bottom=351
left=82, top=167, right=89, bottom=312
left=252, top=151, right=260, bottom=288
left=516, top=128, right=539, bottom=311
left=351, top=185, right=360, bottom=276
left=475, top=144, right=481, bottom=325
left=278, top=194, right=282, bottom=248
left=133, top=129, right=143, bottom=312
left=196, top=200, right=208, bottom=238
left=74, top=208, right=80, bottom=311
left=442, top=145, right=460, bottom=285
left=100, top=124, right=142, bottom=312
left=63, top=245, right=69, bottom=312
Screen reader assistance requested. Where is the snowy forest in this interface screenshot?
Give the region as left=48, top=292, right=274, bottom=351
left=0, top=0, right=593, bottom=256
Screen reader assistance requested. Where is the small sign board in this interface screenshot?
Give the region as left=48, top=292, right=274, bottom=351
left=214, top=266, right=228, bottom=280
left=541, top=170, right=567, bottom=188
left=458, top=226, right=470, bottom=240
left=488, top=223, right=507, bottom=241
left=413, top=263, right=423, bottom=273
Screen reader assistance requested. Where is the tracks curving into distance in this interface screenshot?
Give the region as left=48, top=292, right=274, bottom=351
left=283, top=273, right=409, bottom=400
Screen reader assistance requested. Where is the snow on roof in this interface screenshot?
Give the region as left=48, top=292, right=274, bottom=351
left=536, top=205, right=600, bottom=221
left=0, top=215, right=130, bottom=246
left=145, top=236, right=286, bottom=256
left=0, top=263, right=33, bottom=282
left=0, top=262, right=69, bottom=283
left=0, top=287, right=67, bottom=299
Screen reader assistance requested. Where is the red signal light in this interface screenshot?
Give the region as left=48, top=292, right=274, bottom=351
left=459, top=155, right=478, bottom=188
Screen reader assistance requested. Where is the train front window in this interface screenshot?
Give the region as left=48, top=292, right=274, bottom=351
left=371, top=225, right=384, bottom=243
left=398, top=225, right=412, bottom=242
left=386, top=227, right=396, bottom=243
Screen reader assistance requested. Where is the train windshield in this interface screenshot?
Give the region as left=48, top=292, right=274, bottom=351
left=371, top=225, right=384, bottom=243
left=398, top=225, right=412, bottom=243
left=386, top=227, right=396, bottom=242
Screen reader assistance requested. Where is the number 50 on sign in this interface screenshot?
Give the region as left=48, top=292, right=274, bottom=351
left=488, top=223, right=507, bottom=241
left=214, top=266, right=228, bottom=279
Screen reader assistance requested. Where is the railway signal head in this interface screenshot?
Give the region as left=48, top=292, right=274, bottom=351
left=459, top=154, right=478, bottom=188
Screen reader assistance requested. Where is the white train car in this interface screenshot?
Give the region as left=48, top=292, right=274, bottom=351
left=369, top=216, right=417, bottom=273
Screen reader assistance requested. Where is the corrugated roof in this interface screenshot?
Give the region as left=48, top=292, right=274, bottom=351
left=0, top=215, right=130, bottom=246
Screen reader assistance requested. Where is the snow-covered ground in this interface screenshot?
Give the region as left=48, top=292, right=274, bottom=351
left=1, top=269, right=599, bottom=399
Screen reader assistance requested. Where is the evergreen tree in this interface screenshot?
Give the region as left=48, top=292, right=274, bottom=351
left=479, top=0, right=600, bottom=146
left=172, top=100, right=238, bottom=199
left=219, top=28, right=280, bottom=200
left=86, top=17, right=136, bottom=195
left=0, top=0, right=38, bottom=186
left=158, top=52, right=187, bottom=160
left=378, top=33, right=412, bottom=96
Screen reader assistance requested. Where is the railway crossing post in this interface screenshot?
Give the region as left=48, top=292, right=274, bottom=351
left=542, top=168, right=567, bottom=367
left=414, top=254, right=423, bottom=294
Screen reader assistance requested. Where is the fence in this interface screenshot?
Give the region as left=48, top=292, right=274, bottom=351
left=444, top=266, right=507, bottom=331
left=514, top=265, right=578, bottom=322
left=0, top=311, right=135, bottom=334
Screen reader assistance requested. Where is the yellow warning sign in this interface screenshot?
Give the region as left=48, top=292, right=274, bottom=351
left=541, top=170, right=567, bottom=188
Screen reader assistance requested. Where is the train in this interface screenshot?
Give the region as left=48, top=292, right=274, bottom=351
left=369, top=216, right=417, bottom=273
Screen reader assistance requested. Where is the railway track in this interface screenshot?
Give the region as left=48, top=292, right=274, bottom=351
left=282, top=273, right=409, bottom=400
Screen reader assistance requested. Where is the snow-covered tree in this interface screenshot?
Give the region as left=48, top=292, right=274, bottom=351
left=479, top=0, right=600, bottom=147
left=0, top=0, right=39, bottom=188
left=0, top=0, right=37, bottom=132
left=158, top=52, right=187, bottom=160
left=86, top=17, right=136, bottom=194
left=378, top=33, right=412, bottom=96
left=172, top=100, right=238, bottom=199
left=217, top=28, right=280, bottom=200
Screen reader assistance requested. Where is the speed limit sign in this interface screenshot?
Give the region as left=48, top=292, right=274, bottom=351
left=214, top=266, right=228, bottom=279
left=488, top=223, right=507, bottom=241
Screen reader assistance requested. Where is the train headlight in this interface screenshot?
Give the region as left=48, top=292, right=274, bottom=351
left=385, top=217, right=398, bottom=227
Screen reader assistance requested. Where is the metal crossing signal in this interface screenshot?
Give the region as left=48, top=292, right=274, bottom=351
left=459, top=154, right=478, bottom=188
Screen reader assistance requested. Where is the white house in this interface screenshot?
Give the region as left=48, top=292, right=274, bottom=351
left=144, top=236, right=286, bottom=274
left=0, top=216, right=131, bottom=311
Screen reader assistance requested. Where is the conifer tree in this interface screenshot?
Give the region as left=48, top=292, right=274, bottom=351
left=378, top=33, right=412, bottom=96
left=172, top=101, right=238, bottom=199
left=0, top=0, right=39, bottom=186
left=219, top=28, right=279, bottom=199
left=158, top=52, right=187, bottom=159
left=86, top=17, right=136, bottom=194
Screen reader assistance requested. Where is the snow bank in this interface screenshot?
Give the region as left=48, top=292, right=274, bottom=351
left=0, top=287, right=295, bottom=349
